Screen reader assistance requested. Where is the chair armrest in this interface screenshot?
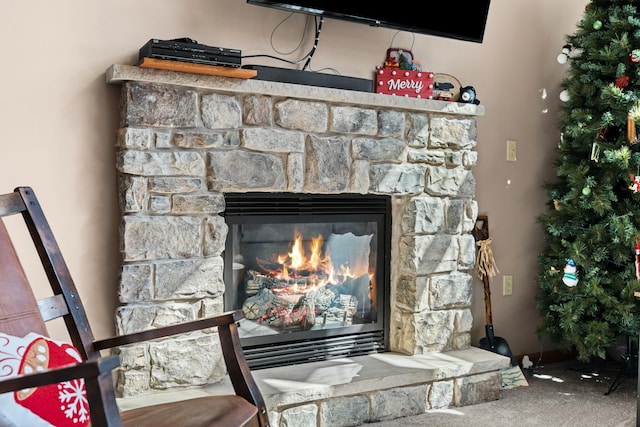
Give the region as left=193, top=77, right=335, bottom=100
left=92, top=310, right=244, bottom=351
left=93, top=310, right=270, bottom=426
left=0, top=355, right=120, bottom=394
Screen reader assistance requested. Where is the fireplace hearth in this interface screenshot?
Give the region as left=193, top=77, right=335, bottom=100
left=223, top=193, right=390, bottom=368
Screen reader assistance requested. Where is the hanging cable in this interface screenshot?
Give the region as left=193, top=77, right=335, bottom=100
left=389, top=30, right=415, bottom=51
left=302, top=16, right=323, bottom=70
left=242, top=15, right=324, bottom=68
left=270, top=12, right=310, bottom=56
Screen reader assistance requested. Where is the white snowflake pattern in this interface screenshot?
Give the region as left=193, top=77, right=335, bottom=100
left=57, top=379, right=89, bottom=424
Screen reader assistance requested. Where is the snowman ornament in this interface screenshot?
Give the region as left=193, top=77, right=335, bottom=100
left=562, top=258, right=579, bottom=287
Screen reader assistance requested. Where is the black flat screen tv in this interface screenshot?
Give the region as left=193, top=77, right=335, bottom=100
left=246, top=1, right=491, bottom=43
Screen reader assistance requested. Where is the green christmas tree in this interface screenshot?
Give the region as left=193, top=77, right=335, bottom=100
left=536, top=1, right=640, bottom=361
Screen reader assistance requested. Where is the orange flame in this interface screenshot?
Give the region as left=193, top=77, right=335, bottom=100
left=274, top=231, right=334, bottom=278
left=262, top=230, right=369, bottom=294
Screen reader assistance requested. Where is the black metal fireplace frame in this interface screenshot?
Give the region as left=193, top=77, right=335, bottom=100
left=222, top=192, right=391, bottom=369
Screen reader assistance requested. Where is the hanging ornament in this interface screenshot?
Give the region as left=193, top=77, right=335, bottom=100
left=630, top=49, right=640, bottom=63
left=628, top=103, right=640, bottom=144
left=559, top=89, right=570, bottom=102
left=557, top=44, right=573, bottom=64
left=615, top=75, right=629, bottom=89
left=596, top=127, right=607, bottom=141
left=628, top=113, right=639, bottom=144
left=590, top=142, right=601, bottom=162
left=475, top=237, right=500, bottom=279
left=593, top=20, right=603, bottom=30
left=581, top=187, right=592, bottom=196
left=635, top=237, right=640, bottom=281
left=562, top=258, right=579, bottom=287
left=629, top=173, right=640, bottom=192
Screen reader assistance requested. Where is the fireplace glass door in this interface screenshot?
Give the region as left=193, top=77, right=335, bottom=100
left=223, top=193, right=390, bottom=368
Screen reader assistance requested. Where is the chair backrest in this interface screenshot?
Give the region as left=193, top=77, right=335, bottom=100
left=0, top=219, right=48, bottom=337
left=0, top=187, right=100, bottom=361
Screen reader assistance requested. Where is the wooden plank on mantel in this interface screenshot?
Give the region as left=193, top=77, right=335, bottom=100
left=138, top=58, right=257, bottom=79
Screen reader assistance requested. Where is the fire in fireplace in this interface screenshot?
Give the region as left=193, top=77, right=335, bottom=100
left=223, top=193, right=391, bottom=369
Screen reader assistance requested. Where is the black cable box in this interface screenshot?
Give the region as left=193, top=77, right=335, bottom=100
left=139, top=39, right=242, bottom=68
left=142, top=51, right=241, bottom=68
left=242, top=65, right=373, bottom=92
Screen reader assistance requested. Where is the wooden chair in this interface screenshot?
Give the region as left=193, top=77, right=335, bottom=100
left=0, top=186, right=270, bottom=427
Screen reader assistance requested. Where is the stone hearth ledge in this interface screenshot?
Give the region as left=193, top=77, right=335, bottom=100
left=117, top=348, right=509, bottom=425
left=106, top=64, right=485, bottom=116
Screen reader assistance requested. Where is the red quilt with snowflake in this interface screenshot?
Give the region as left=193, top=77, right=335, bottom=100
left=0, top=332, right=90, bottom=426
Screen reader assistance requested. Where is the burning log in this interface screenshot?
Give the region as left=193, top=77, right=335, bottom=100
left=244, top=270, right=278, bottom=296
left=241, top=288, right=287, bottom=320
left=240, top=268, right=371, bottom=329
left=256, top=258, right=315, bottom=277
left=313, top=286, right=337, bottom=311
left=258, top=294, right=315, bottom=330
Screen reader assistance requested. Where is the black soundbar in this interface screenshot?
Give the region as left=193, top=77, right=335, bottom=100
left=242, top=65, right=373, bottom=92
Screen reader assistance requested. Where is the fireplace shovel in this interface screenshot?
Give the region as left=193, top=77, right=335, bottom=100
left=473, top=215, right=516, bottom=366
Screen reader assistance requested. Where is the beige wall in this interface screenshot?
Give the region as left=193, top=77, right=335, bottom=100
left=1, top=0, right=588, bottom=358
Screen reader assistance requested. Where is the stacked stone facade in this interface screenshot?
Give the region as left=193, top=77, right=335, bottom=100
left=109, top=66, right=482, bottom=400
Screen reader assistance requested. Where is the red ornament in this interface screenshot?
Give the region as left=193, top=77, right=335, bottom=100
left=629, top=173, right=640, bottom=193
left=616, top=75, right=630, bottom=88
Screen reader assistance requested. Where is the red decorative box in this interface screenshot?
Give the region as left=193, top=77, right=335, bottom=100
left=375, top=68, right=434, bottom=99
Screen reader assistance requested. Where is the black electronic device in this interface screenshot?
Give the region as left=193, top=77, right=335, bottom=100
left=242, top=65, right=373, bottom=92
left=139, top=39, right=242, bottom=68
left=246, top=0, right=491, bottom=43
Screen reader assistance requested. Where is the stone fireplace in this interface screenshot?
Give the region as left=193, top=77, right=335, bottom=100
left=107, top=64, right=508, bottom=425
